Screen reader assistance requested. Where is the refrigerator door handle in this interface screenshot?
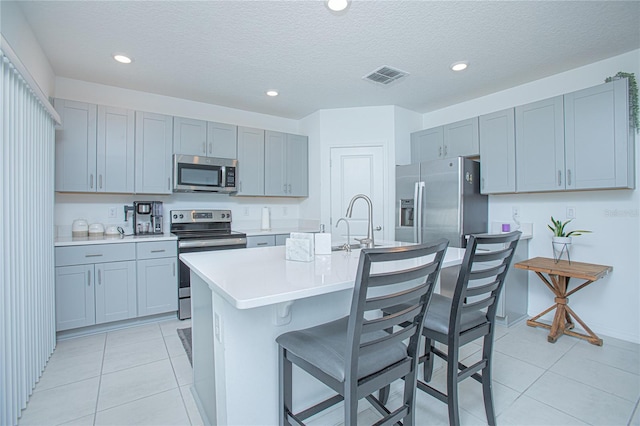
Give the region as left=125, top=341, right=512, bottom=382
left=413, top=182, right=419, bottom=243
left=416, top=181, right=425, bottom=244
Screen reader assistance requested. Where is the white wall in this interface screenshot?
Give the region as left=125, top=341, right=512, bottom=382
left=421, top=50, right=640, bottom=343
left=299, top=106, right=396, bottom=241
left=53, top=78, right=312, bottom=234
left=0, top=1, right=55, bottom=97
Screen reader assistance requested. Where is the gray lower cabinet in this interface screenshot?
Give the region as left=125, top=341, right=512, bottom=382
left=55, top=243, right=137, bottom=332
left=247, top=234, right=301, bottom=247
left=136, top=241, right=178, bottom=316
left=275, top=234, right=289, bottom=246
left=55, top=240, right=177, bottom=331
left=496, top=239, right=529, bottom=326
left=56, top=261, right=136, bottom=331
left=246, top=235, right=275, bottom=248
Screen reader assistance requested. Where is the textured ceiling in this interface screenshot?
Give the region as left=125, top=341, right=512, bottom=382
left=15, top=0, right=640, bottom=120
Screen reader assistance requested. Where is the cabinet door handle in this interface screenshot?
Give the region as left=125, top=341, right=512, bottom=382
left=256, top=242, right=268, bottom=246
left=567, top=169, right=572, bottom=186
left=439, top=147, right=442, bottom=157
left=209, top=142, right=213, bottom=154
left=90, top=174, right=94, bottom=189
left=239, top=182, right=242, bottom=192
left=481, top=177, right=485, bottom=190
left=99, top=174, right=102, bottom=189
left=202, top=142, right=206, bottom=154
left=172, top=262, right=176, bottom=277
left=288, top=184, right=292, bottom=194
left=558, top=170, right=562, bottom=187
left=88, top=270, right=91, bottom=287
left=168, top=178, right=171, bottom=191
left=444, top=145, right=448, bottom=156
left=98, top=269, right=101, bottom=285
left=150, top=249, right=165, bottom=253
left=85, top=254, right=103, bottom=258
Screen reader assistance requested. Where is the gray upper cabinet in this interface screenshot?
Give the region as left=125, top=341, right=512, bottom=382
left=207, top=121, right=237, bottom=159
left=410, top=117, right=479, bottom=163
left=564, top=78, right=634, bottom=190
left=173, top=117, right=237, bottom=159
left=173, top=117, right=207, bottom=156
left=236, top=126, right=265, bottom=195
left=287, top=133, right=309, bottom=197
left=444, top=117, right=479, bottom=158
left=410, top=127, right=444, bottom=163
left=54, top=99, right=97, bottom=192
left=97, top=106, right=135, bottom=193
left=54, top=100, right=134, bottom=193
left=135, top=111, right=173, bottom=194
left=264, top=131, right=309, bottom=197
left=479, top=108, right=516, bottom=194
left=515, top=96, right=565, bottom=192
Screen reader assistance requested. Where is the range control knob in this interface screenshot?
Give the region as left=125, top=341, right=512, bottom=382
left=179, top=214, right=184, bottom=219
left=173, top=214, right=177, bottom=219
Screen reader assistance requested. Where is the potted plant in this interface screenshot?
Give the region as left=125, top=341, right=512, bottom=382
left=548, top=216, right=591, bottom=262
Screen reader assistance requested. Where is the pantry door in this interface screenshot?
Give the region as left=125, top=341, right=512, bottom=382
left=330, top=146, right=385, bottom=242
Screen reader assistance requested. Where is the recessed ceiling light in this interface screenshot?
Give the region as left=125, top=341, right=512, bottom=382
left=266, top=90, right=279, bottom=97
left=113, top=54, right=133, bottom=64
left=326, top=0, right=349, bottom=12
left=450, top=61, right=469, bottom=72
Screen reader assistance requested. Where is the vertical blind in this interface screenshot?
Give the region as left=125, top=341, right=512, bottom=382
left=1, top=46, right=57, bottom=426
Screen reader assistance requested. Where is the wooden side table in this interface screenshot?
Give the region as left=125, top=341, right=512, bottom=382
left=514, top=257, right=612, bottom=346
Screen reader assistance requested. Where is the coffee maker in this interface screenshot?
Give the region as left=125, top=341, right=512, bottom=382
left=125, top=201, right=164, bottom=235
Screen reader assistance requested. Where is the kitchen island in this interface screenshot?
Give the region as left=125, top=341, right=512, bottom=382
left=180, top=243, right=466, bottom=425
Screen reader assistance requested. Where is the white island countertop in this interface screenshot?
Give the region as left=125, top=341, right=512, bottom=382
left=180, top=242, right=466, bottom=310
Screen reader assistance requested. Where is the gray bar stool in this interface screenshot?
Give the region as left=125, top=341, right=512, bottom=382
left=382, top=231, right=521, bottom=426
left=276, top=240, right=449, bottom=425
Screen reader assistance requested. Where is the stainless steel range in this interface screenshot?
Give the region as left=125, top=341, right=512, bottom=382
left=171, top=209, right=247, bottom=320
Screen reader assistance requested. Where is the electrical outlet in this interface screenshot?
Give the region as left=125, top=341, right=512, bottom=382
left=566, top=207, right=575, bottom=219
left=108, top=207, right=117, bottom=218
left=512, top=207, right=520, bottom=218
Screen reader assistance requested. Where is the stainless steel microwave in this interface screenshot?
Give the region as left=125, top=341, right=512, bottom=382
left=173, top=154, right=237, bottom=193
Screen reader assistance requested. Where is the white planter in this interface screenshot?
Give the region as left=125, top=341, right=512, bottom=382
left=552, top=236, right=572, bottom=263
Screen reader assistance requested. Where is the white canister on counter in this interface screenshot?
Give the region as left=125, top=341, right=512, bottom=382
left=314, top=224, right=332, bottom=255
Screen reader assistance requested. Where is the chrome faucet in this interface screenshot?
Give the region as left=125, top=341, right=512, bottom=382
left=335, top=218, right=351, bottom=252
left=345, top=194, right=375, bottom=249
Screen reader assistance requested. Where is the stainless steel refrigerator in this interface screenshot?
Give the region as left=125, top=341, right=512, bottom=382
left=395, top=157, right=488, bottom=248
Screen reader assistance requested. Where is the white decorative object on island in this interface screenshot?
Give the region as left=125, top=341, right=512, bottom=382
left=285, top=236, right=313, bottom=262
left=181, top=243, right=466, bottom=425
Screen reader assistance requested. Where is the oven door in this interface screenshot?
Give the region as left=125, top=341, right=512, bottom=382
left=178, top=241, right=246, bottom=320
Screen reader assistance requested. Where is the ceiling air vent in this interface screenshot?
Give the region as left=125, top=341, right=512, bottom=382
left=362, top=66, right=409, bottom=86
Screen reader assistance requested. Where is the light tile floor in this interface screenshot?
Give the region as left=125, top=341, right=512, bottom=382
left=18, top=318, right=640, bottom=426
